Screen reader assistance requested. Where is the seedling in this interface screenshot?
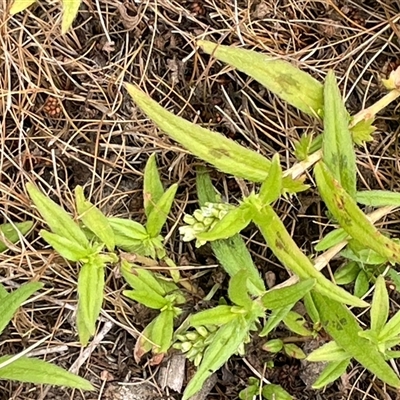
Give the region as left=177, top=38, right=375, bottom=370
left=26, top=155, right=178, bottom=345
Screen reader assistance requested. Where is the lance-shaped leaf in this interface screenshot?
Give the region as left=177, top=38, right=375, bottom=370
left=307, top=341, right=351, bottom=362
left=283, top=343, right=306, bottom=359
left=259, top=154, right=282, bottom=205
left=262, top=384, right=294, bottom=400
left=315, top=228, right=348, bottom=252
left=151, top=310, right=174, bottom=354
left=196, top=205, right=253, bottom=242
left=26, top=183, right=89, bottom=248
left=62, top=0, right=81, bottom=34
left=0, top=221, right=33, bottom=252
left=261, top=279, right=315, bottom=310
left=357, top=190, right=400, bottom=207
left=259, top=305, right=293, bottom=337
left=311, top=291, right=400, bottom=388
left=253, top=204, right=368, bottom=307
left=77, top=261, right=105, bottom=345
left=303, top=292, right=320, bottom=324
left=196, top=168, right=265, bottom=295
left=198, top=40, right=323, bottom=117
left=315, top=162, right=400, bottom=263
left=354, top=270, right=369, bottom=298
left=182, top=316, right=251, bottom=400
left=0, top=356, right=93, bottom=390
left=10, top=0, right=36, bottom=14
left=0, top=282, right=43, bottom=335
left=40, top=231, right=92, bottom=262
left=108, top=217, right=148, bottom=252
left=333, top=261, right=360, bottom=285
left=123, top=290, right=168, bottom=310
left=121, top=261, right=166, bottom=296
left=134, top=318, right=156, bottom=362
left=126, top=84, right=272, bottom=183
left=322, top=71, right=356, bottom=198
left=283, top=311, right=313, bottom=337
left=378, top=310, right=400, bottom=342
left=312, top=359, right=351, bottom=389
left=228, top=270, right=252, bottom=309
left=190, top=306, right=239, bottom=327
left=146, top=184, right=178, bottom=238
left=75, top=186, right=115, bottom=251
left=370, top=275, right=389, bottom=334
left=143, top=154, right=165, bottom=218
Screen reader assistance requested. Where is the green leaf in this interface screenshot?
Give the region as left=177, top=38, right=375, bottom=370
left=77, top=262, right=105, bottom=346
left=312, top=359, right=351, bottom=389
left=123, top=290, right=168, bottom=310
left=283, top=343, right=306, bottom=359
left=253, top=204, right=368, bottom=307
left=303, top=292, right=320, bottom=324
left=40, top=231, right=92, bottom=262
left=75, top=186, right=115, bottom=251
left=378, top=310, right=400, bottom=342
left=134, top=318, right=156, bottom=360
left=126, top=84, right=272, bottom=183
left=197, top=205, right=253, bottom=242
left=121, top=261, right=166, bottom=296
left=0, top=282, right=43, bottom=335
left=143, top=154, right=165, bottom=218
left=262, top=384, right=294, bottom=400
left=10, top=0, right=36, bottom=14
left=350, top=118, right=376, bottom=145
left=26, top=183, right=89, bottom=248
left=294, top=134, right=314, bottom=162
left=196, top=169, right=265, bottom=295
left=261, top=279, right=315, bottom=310
left=182, top=316, right=251, bottom=400
left=259, top=154, right=282, bottom=204
left=341, top=247, right=388, bottom=265
left=283, top=311, right=313, bottom=337
left=333, top=261, right=360, bottom=285
left=146, top=184, right=178, bottom=237
left=151, top=310, right=174, bottom=354
left=388, top=269, right=400, bottom=292
left=108, top=217, right=148, bottom=252
left=314, top=161, right=400, bottom=264
left=61, top=0, right=81, bottom=34
left=0, top=221, right=33, bottom=252
left=311, top=291, right=400, bottom=388
left=259, top=305, right=293, bottom=337
left=315, top=228, right=348, bottom=252
left=198, top=40, right=323, bottom=117
left=354, top=270, right=369, bottom=298
left=322, top=71, right=356, bottom=199
left=0, top=284, right=8, bottom=300
left=371, top=276, right=389, bottom=334
left=190, top=306, right=238, bottom=327
left=0, top=356, right=93, bottom=390
left=307, top=341, right=351, bottom=362
left=239, top=378, right=260, bottom=400
left=228, top=270, right=252, bottom=308
left=262, top=339, right=284, bottom=353
left=357, top=190, right=400, bottom=207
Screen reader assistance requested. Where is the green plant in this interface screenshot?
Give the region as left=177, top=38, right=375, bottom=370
left=239, top=378, right=293, bottom=400
left=0, top=221, right=33, bottom=252
left=0, top=281, right=93, bottom=390
left=10, top=0, right=81, bottom=33
left=121, top=260, right=185, bottom=361
left=126, top=40, right=400, bottom=398
left=26, top=155, right=177, bottom=345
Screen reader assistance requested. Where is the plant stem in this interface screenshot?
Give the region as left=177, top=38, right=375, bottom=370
left=286, top=89, right=400, bottom=179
